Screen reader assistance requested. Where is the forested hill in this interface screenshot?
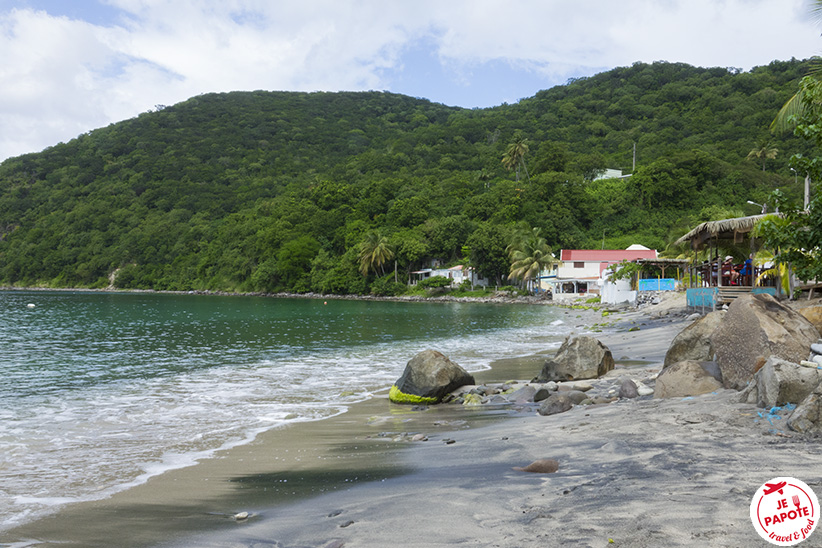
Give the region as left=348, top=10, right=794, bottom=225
left=0, top=59, right=814, bottom=294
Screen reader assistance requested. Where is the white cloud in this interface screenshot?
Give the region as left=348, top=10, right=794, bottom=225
left=0, top=0, right=820, bottom=162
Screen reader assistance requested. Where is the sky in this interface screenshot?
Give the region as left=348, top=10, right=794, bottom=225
left=1, top=0, right=821, bottom=162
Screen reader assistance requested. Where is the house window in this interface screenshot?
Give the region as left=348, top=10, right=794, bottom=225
left=574, top=262, right=584, bottom=268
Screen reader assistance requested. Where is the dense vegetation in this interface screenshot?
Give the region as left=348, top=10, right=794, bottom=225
left=0, top=59, right=815, bottom=294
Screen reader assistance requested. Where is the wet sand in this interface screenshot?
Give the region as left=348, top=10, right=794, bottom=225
left=7, top=296, right=819, bottom=547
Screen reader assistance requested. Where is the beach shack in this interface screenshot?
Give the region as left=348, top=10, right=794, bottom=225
left=675, top=214, right=777, bottom=310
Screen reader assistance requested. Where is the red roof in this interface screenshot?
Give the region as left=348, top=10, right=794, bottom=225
left=560, top=249, right=657, bottom=262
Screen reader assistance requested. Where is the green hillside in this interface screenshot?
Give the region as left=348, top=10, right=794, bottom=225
left=0, top=59, right=813, bottom=294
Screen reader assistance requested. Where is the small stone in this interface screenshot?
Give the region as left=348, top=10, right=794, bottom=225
left=636, top=384, right=654, bottom=396
left=340, top=520, right=355, bottom=528
left=618, top=379, right=639, bottom=399
left=537, top=394, right=574, bottom=416
left=233, top=512, right=249, bottom=521
left=513, top=458, right=559, bottom=473
left=411, top=433, right=428, bottom=442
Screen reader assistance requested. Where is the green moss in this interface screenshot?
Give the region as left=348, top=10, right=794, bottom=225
left=462, top=393, right=482, bottom=406
left=389, top=385, right=438, bottom=405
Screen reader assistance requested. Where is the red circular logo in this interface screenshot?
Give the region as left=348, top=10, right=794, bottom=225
left=751, top=477, right=819, bottom=546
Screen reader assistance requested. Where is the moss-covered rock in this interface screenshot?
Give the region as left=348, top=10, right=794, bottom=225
left=389, top=349, right=475, bottom=405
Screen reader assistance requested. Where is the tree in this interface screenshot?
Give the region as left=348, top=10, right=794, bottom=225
left=506, top=227, right=556, bottom=289
left=357, top=230, right=394, bottom=276
left=501, top=133, right=531, bottom=183
left=746, top=138, right=778, bottom=171
left=754, top=194, right=822, bottom=289
left=771, top=1, right=822, bottom=134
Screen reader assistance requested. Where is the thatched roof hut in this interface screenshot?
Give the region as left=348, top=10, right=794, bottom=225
left=674, top=214, right=769, bottom=250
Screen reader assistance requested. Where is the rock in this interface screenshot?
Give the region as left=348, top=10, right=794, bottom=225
left=507, top=385, right=537, bottom=404
left=537, top=394, right=574, bottom=416
left=654, top=360, right=723, bottom=399
left=462, top=393, right=482, bottom=406
left=533, top=387, right=552, bottom=402
left=562, top=390, right=589, bottom=405
left=618, top=379, right=639, bottom=399
left=636, top=383, right=654, bottom=396
left=535, top=335, right=615, bottom=382
left=788, top=383, right=822, bottom=434
left=411, top=433, right=428, bottom=442
left=544, top=381, right=558, bottom=392
left=233, top=512, right=249, bottom=521
left=813, top=355, right=822, bottom=366
left=799, top=306, right=822, bottom=338
left=513, top=459, right=559, bottom=473
left=558, top=380, right=594, bottom=392
left=812, top=342, right=822, bottom=356
left=712, top=294, right=820, bottom=390
left=389, top=350, right=475, bottom=404
left=746, top=357, right=822, bottom=408
left=663, top=310, right=725, bottom=368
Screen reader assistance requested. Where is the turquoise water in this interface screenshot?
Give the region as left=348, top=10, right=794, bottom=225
left=0, top=291, right=570, bottom=530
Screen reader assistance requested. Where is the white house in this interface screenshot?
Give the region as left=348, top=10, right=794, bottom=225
left=410, top=265, right=488, bottom=287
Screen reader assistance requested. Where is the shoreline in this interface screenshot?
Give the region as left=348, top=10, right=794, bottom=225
left=0, top=296, right=692, bottom=547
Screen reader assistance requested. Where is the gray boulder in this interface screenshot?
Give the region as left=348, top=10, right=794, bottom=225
left=618, top=379, right=639, bottom=399
left=654, top=360, right=723, bottom=399
left=389, top=349, right=475, bottom=404
left=663, top=310, right=725, bottom=368
left=507, top=385, right=537, bottom=404
left=712, top=294, right=820, bottom=390
left=740, top=357, right=822, bottom=408
left=788, top=383, right=822, bottom=434
left=537, top=393, right=575, bottom=416
left=536, top=335, right=615, bottom=382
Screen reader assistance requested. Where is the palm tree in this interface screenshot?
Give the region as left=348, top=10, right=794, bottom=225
left=506, top=227, right=556, bottom=290
left=746, top=139, right=778, bottom=171
left=502, top=134, right=531, bottom=183
left=771, top=1, right=822, bottom=133
left=358, top=231, right=394, bottom=276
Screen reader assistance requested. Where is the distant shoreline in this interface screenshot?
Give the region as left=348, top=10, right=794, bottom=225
left=0, top=285, right=591, bottom=307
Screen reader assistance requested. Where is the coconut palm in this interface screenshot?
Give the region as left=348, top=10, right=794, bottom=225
left=502, top=134, right=531, bottom=183
left=358, top=230, right=394, bottom=276
left=506, top=227, right=556, bottom=290
left=746, top=139, right=778, bottom=171
left=771, top=1, right=822, bottom=133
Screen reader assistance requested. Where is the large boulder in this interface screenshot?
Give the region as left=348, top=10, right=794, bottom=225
left=740, top=357, right=822, bottom=408
left=711, top=294, right=820, bottom=390
left=788, top=383, right=822, bottom=434
left=799, top=305, right=822, bottom=336
left=663, top=310, right=725, bottom=368
left=389, top=350, right=475, bottom=404
left=536, top=335, right=615, bottom=382
left=654, top=360, right=723, bottom=399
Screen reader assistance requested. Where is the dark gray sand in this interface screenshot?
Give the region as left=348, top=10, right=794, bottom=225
left=6, top=299, right=821, bottom=547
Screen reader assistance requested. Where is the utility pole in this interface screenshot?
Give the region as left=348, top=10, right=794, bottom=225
left=805, top=174, right=811, bottom=211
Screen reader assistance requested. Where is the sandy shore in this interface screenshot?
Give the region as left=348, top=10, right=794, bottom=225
left=5, top=294, right=821, bottom=547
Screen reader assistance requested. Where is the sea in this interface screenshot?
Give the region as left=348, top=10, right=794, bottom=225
left=0, top=290, right=573, bottom=532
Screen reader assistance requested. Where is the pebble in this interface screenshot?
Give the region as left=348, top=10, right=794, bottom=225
left=513, top=458, right=560, bottom=473
left=233, top=512, right=249, bottom=521
left=811, top=343, right=822, bottom=355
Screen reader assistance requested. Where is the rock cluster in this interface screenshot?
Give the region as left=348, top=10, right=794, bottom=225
left=388, top=292, right=822, bottom=434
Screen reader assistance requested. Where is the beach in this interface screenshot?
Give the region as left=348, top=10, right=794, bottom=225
left=4, top=294, right=822, bottom=547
